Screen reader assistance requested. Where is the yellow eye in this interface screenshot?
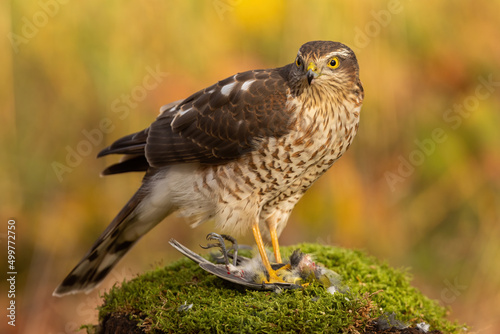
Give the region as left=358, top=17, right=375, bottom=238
left=328, top=57, right=340, bottom=69
left=295, top=57, right=302, bottom=67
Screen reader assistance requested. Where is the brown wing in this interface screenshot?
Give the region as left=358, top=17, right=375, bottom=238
left=99, top=65, right=295, bottom=173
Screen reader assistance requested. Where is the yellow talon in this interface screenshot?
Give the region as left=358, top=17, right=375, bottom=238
left=269, top=225, right=282, bottom=263
left=252, top=223, right=310, bottom=286
left=252, top=223, right=286, bottom=283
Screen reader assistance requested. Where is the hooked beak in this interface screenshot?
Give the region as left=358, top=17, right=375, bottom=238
left=306, top=62, right=320, bottom=85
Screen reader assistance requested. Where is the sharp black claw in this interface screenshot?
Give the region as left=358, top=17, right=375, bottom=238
left=220, top=234, right=238, bottom=266
left=200, top=233, right=241, bottom=267
left=201, top=233, right=230, bottom=267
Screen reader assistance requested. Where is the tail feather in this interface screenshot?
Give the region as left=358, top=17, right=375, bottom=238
left=100, top=155, right=150, bottom=175
left=53, top=185, right=170, bottom=296
left=97, top=129, right=148, bottom=158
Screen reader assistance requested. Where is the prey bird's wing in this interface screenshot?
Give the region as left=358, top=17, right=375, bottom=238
left=169, top=238, right=300, bottom=291
left=199, top=263, right=301, bottom=291
left=168, top=239, right=211, bottom=265
left=198, top=262, right=270, bottom=289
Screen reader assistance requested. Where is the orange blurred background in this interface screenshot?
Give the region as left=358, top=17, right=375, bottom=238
left=1, top=1, right=499, bottom=333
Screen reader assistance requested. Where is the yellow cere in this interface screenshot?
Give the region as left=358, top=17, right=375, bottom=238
left=307, top=62, right=317, bottom=72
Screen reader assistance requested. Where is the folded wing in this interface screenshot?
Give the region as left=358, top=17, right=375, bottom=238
left=98, top=66, right=295, bottom=174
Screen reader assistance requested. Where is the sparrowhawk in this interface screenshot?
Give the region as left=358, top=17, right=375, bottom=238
left=54, top=40, right=364, bottom=296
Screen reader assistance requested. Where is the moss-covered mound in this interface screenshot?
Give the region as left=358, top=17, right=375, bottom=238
left=90, top=244, right=466, bottom=333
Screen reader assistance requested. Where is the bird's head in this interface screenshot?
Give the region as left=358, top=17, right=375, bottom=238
left=290, top=40, right=361, bottom=94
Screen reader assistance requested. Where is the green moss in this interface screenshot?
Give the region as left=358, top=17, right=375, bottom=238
left=95, top=244, right=466, bottom=333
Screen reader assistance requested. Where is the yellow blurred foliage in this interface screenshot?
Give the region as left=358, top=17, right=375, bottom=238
left=233, top=0, right=285, bottom=33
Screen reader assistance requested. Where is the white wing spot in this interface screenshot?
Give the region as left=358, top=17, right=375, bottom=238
left=158, top=99, right=183, bottom=115
left=221, top=82, right=237, bottom=96
left=172, top=107, right=192, bottom=124
left=241, top=79, right=256, bottom=91
left=177, top=107, right=192, bottom=117
left=159, top=105, right=177, bottom=115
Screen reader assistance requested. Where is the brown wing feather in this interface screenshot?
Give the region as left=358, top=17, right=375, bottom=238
left=145, top=66, right=294, bottom=167
left=97, top=129, right=149, bottom=157
left=98, top=65, right=294, bottom=173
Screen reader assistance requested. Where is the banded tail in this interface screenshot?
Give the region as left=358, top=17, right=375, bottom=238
left=53, top=185, right=172, bottom=296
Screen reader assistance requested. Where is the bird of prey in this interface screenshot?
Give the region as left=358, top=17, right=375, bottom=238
left=54, top=40, right=363, bottom=296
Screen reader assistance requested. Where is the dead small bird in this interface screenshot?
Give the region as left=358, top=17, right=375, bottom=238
left=169, top=233, right=344, bottom=293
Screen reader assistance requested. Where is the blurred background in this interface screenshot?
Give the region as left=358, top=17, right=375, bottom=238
left=1, top=0, right=499, bottom=333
